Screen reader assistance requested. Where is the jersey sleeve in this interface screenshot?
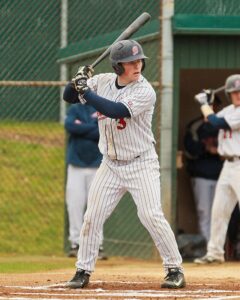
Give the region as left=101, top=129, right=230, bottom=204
left=87, top=73, right=113, bottom=92
left=120, top=84, right=156, bottom=117
left=224, top=106, right=240, bottom=130
left=87, top=75, right=99, bottom=92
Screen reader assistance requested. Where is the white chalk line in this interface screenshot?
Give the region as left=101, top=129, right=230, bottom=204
left=2, top=283, right=240, bottom=300
left=1, top=288, right=240, bottom=299
left=2, top=280, right=219, bottom=290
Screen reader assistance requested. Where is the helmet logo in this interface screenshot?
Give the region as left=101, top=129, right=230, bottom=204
left=234, top=80, right=240, bottom=88
left=132, top=46, right=139, bottom=56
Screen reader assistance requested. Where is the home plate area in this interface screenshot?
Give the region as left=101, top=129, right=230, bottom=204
left=1, top=281, right=240, bottom=300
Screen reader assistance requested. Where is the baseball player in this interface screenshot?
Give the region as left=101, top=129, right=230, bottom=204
left=183, top=95, right=223, bottom=243
left=63, top=40, right=186, bottom=288
left=194, top=74, right=240, bottom=264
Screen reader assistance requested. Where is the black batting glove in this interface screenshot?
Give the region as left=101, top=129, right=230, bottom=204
left=72, top=65, right=94, bottom=94
left=75, top=65, right=94, bottom=79
left=73, top=75, right=89, bottom=94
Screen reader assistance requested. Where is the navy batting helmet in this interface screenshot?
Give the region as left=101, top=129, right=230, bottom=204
left=109, top=40, right=147, bottom=75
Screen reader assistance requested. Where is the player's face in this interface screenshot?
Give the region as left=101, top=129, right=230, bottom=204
left=119, top=59, right=143, bottom=84
left=230, top=91, right=240, bottom=107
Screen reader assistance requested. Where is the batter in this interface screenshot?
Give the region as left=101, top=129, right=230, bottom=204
left=194, top=74, right=240, bottom=264
left=63, top=40, right=186, bottom=288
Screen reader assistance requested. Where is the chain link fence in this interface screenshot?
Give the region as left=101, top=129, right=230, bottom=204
left=0, top=0, right=161, bottom=258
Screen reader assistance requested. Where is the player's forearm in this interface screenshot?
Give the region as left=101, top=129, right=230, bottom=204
left=83, top=90, right=131, bottom=119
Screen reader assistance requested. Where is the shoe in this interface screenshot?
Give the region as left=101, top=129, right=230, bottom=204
left=98, top=246, right=108, bottom=260
left=68, top=245, right=79, bottom=258
left=194, top=254, right=224, bottom=264
left=161, top=268, right=186, bottom=288
left=66, top=270, right=90, bottom=288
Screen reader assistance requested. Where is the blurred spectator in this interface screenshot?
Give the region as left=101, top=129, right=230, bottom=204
left=65, top=103, right=107, bottom=259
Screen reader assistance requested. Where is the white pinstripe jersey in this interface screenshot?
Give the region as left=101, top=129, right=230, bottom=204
left=216, top=104, right=240, bottom=156
left=87, top=73, right=156, bottom=160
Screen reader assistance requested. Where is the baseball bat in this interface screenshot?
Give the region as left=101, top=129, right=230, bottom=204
left=90, top=12, right=151, bottom=68
left=212, top=85, right=225, bottom=94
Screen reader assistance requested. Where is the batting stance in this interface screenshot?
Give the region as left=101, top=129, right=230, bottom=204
left=63, top=40, right=186, bottom=288
left=194, top=74, right=240, bottom=264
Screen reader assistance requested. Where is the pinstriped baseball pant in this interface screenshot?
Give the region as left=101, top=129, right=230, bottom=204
left=207, top=160, right=240, bottom=259
left=76, top=149, right=183, bottom=273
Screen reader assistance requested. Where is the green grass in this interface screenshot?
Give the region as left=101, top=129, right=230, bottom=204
left=0, top=255, right=74, bottom=273
left=0, top=122, right=67, bottom=255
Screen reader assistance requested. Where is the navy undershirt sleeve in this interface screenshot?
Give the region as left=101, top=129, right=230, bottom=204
left=207, top=114, right=231, bottom=130
left=63, top=83, right=131, bottom=118
left=63, top=83, right=79, bottom=104
left=84, top=89, right=131, bottom=119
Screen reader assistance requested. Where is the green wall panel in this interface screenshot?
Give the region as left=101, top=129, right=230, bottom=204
left=175, top=0, right=240, bottom=15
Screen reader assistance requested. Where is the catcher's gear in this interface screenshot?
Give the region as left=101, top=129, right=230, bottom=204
left=225, top=74, right=240, bottom=93
left=109, top=40, right=147, bottom=75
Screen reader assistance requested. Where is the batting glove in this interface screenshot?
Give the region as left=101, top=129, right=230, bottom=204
left=73, top=75, right=89, bottom=94
left=194, top=92, right=208, bottom=106
left=75, top=65, right=94, bottom=79
left=203, top=89, right=215, bottom=105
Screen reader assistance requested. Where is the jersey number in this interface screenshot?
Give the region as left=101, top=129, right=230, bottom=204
left=117, top=118, right=126, bottom=130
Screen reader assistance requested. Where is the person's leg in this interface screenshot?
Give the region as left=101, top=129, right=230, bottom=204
left=191, top=178, right=217, bottom=242
left=207, top=163, right=238, bottom=260
left=194, top=162, right=238, bottom=265
left=76, top=160, right=125, bottom=273
left=85, top=168, right=107, bottom=259
left=231, top=161, right=240, bottom=208
left=124, top=155, right=185, bottom=288
left=66, top=165, right=87, bottom=248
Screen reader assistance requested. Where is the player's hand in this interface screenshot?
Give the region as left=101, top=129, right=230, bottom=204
left=75, top=65, right=94, bottom=79
left=203, top=89, right=214, bottom=105
left=73, top=75, right=89, bottom=94
left=194, top=92, right=208, bottom=106
left=72, top=65, right=94, bottom=94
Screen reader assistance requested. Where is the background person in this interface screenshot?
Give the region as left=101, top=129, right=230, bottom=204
left=183, top=94, right=223, bottom=244
left=193, top=74, right=240, bottom=264
left=65, top=103, right=107, bottom=259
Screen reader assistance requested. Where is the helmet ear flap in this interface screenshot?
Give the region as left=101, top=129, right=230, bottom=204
left=112, top=63, right=124, bottom=75
left=113, top=60, right=146, bottom=76
left=141, top=59, right=145, bottom=72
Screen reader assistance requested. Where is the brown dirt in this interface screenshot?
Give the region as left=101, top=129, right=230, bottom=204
left=0, top=258, right=240, bottom=299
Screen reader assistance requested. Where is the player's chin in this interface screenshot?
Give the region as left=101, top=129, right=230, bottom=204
left=132, top=72, right=141, bottom=80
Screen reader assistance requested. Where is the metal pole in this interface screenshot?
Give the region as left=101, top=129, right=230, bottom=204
left=159, top=0, right=174, bottom=224
left=60, top=0, right=68, bottom=124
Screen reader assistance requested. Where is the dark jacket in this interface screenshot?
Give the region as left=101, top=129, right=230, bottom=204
left=184, top=116, right=223, bottom=180
left=64, top=104, right=102, bottom=168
